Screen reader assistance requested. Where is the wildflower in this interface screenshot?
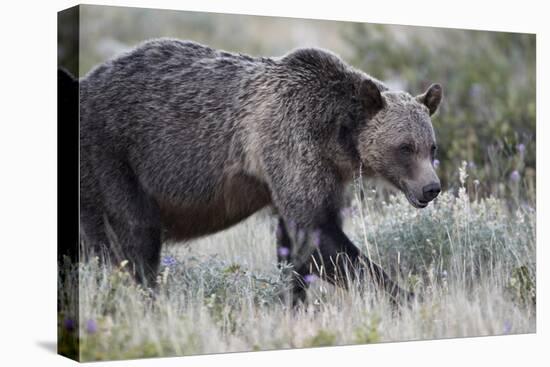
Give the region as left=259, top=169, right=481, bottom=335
left=86, top=319, right=98, bottom=334
left=469, top=83, right=483, bottom=99
left=277, top=246, right=290, bottom=257
left=468, top=161, right=476, bottom=169
left=459, top=161, right=468, bottom=184
left=304, top=274, right=318, bottom=284
left=63, top=318, right=75, bottom=332
left=473, top=179, right=480, bottom=187
left=510, top=170, right=520, bottom=183
left=433, top=159, right=440, bottom=169
left=517, top=143, right=525, bottom=155
left=161, top=255, right=177, bottom=267
left=160, top=266, right=170, bottom=285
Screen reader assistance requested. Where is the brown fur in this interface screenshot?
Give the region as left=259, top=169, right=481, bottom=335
left=78, top=39, right=442, bottom=304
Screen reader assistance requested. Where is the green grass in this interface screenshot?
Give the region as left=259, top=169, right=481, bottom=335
left=59, top=164, right=535, bottom=361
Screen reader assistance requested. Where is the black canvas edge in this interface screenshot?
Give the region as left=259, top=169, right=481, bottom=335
left=57, top=4, right=80, bottom=362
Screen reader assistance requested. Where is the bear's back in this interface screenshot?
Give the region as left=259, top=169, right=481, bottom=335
left=79, top=40, right=273, bottom=149
left=80, top=38, right=274, bottom=90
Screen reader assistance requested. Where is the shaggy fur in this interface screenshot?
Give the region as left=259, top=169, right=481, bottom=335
left=79, top=39, right=442, bottom=303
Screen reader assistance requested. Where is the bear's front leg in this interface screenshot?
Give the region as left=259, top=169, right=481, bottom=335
left=277, top=207, right=413, bottom=306
left=264, top=148, right=412, bottom=305
left=306, top=219, right=413, bottom=305
left=275, top=217, right=310, bottom=305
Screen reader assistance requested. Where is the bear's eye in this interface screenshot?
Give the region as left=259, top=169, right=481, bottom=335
left=431, top=145, right=437, bottom=158
left=399, top=144, right=414, bottom=155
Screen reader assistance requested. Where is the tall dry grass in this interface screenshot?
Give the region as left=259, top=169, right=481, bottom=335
left=58, top=163, right=535, bottom=361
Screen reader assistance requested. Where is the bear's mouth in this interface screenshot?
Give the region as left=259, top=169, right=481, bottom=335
left=404, top=188, right=429, bottom=209
left=377, top=176, right=429, bottom=209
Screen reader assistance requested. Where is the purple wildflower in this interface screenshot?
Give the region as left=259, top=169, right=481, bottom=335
left=469, top=83, right=483, bottom=99
left=161, top=255, right=177, bottom=267
left=433, top=159, right=440, bottom=169
left=303, top=274, right=318, bottom=284
left=277, top=246, right=290, bottom=257
left=63, top=318, right=75, bottom=332
left=510, top=170, right=520, bottom=183
left=86, top=319, right=98, bottom=334
left=517, top=143, right=526, bottom=155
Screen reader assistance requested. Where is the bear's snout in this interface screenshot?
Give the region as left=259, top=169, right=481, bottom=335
left=422, top=182, right=441, bottom=202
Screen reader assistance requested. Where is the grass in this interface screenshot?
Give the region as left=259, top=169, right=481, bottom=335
left=58, top=163, right=536, bottom=361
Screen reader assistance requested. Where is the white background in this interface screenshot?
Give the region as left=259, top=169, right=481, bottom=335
left=0, top=0, right=547, bottom=366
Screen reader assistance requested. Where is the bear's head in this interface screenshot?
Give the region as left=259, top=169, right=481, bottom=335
left=356, top=82, right=443, bottom=208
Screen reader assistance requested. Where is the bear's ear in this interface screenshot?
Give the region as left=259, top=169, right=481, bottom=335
left=416, top=83, right=443, bottom=115
left=359, top=78, right=384, bottom=116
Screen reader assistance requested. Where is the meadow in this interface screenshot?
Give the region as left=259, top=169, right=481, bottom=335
left=58, top=162, right=536, bottom=361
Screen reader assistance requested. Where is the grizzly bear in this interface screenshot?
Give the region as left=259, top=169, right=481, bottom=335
left=78, top=39, right=442, bottom=304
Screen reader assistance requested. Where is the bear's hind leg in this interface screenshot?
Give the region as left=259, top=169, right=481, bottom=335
left=79, top=202, right=112, bottom=262
left=97, top=158, right=162, bottom=287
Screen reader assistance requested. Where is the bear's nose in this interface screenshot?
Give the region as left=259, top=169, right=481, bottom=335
left=422, top=182, right=441, bottom=202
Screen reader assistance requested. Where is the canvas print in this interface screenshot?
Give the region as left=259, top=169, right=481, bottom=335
left=57, top=4, right=536, bottom=362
